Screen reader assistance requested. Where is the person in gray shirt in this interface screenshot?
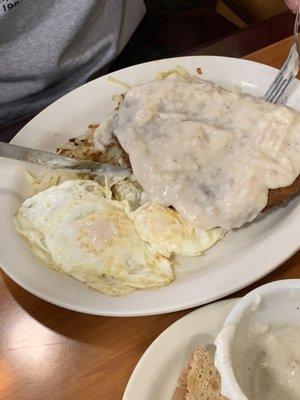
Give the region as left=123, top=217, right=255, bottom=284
left=0, top=0, right=145, bottom=124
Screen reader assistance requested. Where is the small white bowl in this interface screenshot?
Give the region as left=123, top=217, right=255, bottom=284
left=214, top=279, right=300, bottom=400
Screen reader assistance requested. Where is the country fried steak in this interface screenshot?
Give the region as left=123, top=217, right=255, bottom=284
left=59, top=125, right=299, bottom=214
left=265, top=175, right=300, bottom=209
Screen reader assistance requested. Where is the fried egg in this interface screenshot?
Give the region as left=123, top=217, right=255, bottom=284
left=15, top=180, right=174, bottom=296
left=130, top=203, right=224, bottom=257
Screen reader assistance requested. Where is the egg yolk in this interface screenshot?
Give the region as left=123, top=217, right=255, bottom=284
left=78, top=214, right=116, bottom=253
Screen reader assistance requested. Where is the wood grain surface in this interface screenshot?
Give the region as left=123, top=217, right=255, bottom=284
left=182, top=11, right=295, bottom=58
left=0, top=36, right=299, bottom=400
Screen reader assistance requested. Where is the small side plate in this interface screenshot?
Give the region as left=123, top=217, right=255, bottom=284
left=123, top=298, right=239, bottom=400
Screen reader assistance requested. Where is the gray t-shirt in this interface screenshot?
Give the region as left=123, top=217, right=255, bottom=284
left=0, top=0, right=145, bottom=123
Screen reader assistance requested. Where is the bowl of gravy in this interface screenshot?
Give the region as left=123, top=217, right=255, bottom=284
left=215, top=279, right=300, bottom=400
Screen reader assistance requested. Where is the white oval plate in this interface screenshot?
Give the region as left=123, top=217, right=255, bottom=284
left=123, top=298, right=239, bottom=400
left=0, top=56, right=299, bottom=316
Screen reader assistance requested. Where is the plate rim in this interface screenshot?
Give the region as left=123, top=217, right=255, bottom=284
left=1, top=244, right=298, bottom=316
left=122, top=297, right=240, bottom=399
left=10, top=53, right=282, bottom=142
left=0, top=55, right=299, bottom=316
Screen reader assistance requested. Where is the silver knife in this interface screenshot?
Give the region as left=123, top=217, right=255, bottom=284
left=0, top=141, right=131, bottom=177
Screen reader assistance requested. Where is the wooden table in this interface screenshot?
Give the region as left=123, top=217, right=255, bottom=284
left=1, top=37, right=299, bottom=400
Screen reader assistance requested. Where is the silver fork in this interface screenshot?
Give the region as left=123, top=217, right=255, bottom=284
left=264, top=10, right=300, bottom=104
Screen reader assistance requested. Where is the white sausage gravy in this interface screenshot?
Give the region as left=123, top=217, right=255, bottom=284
left=102, top=74, right=300, bottom=229
left=235, top=323, right=300, bottom=400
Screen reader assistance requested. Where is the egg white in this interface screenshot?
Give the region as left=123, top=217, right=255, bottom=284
left=130, top=203, right=224, bottom=257
left=15, top=180, right=174, bottom=296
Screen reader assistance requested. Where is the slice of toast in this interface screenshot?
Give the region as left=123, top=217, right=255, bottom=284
left=172, top=345, right=228, bottom=400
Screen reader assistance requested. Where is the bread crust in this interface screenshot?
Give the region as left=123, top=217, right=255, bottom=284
left=172, top=345, right=228, bottom=400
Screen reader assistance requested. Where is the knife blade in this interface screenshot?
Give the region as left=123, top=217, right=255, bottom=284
left=0, top=141, right=130, bottom=177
